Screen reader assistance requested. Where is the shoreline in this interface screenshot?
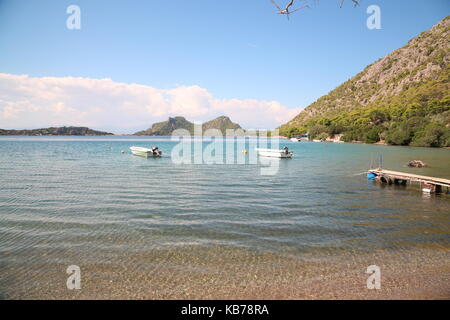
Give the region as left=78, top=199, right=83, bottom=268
left=0, top=134, right=449, bottom=149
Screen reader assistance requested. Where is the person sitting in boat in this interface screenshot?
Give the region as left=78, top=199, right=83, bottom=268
left=283, top=146, right=289, bottom=154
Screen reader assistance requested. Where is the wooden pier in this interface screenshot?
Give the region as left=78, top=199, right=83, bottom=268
left=368, top=168, right=450, bottom=193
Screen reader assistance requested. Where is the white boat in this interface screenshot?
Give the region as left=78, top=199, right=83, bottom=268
left=255, top=148, right=293, bottom=158
left=290, top=138, right=300, bottom=142
left=130, top=146, right=162, bottom=158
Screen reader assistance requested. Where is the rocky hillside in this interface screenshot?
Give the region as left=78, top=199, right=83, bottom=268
left=280, top=16, right=450, bottom=147
left=134, top=116, right=242, bottom=136
left=202, top=116, right=242, bottom=134
left=134, top=117, right=194, bottom=136
left=0, top=126, right=113, bottom=136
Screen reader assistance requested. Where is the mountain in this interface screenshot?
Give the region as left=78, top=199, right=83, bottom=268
left=133, top=116, right=242, bottom=136
left=280, top=16, right=450, bottom=147
left=134, top=116, right=195, bottom=136
left=0, top=126, right=113, bottom=136
left=202, top=116, right=242, bottom=134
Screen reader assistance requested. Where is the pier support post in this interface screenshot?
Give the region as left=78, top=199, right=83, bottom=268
left=394, top=179, right=407, bottom=186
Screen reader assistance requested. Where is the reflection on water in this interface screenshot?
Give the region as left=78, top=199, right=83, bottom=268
left=0, top=137, right=449, bottom=298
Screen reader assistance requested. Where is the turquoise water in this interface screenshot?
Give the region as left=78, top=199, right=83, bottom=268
left=0, top=136, right=449, bottom=297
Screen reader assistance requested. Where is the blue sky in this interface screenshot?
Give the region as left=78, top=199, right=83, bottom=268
left=0, top=0, right=449, bottom=132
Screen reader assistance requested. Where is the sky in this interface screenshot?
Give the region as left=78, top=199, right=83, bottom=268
left=0, top=0, right=449, bottom=133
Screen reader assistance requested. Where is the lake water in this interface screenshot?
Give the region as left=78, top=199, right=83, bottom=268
left=0, top=137, right=449, bottom=299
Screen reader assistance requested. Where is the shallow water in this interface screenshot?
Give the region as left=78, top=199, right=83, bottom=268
left=0, top=137, right=449, bottom=299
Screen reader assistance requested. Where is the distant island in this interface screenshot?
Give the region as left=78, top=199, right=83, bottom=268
left=133, top=116, right=243, bottom=136
left=0, top=126, right=114, bottom=136
left=280, top=16, right=450, bottom=148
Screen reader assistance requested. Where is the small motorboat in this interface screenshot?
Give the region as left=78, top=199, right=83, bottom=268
left=130, top=146, right=162, bottom=158
left=290, top=137, right=300, bottom=142
left=255, top=147, right=293, bottom=158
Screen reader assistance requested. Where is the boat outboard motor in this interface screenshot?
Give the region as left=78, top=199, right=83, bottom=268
left=151, top=146, right=161, bottom=156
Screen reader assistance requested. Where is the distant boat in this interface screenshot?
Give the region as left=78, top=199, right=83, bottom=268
left=255, top=148, right=293, bottom=158
left=290, top=134, right=308, bottom=142
left=130, top=146, right=162, bottom=158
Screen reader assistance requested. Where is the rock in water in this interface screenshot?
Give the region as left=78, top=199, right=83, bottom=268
left=408, top=160, right=427, bottom=168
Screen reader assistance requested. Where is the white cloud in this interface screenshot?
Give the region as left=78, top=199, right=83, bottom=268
left=0, top=73, right=301, bottom=133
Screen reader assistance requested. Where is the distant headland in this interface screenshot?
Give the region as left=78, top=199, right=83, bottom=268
left=0, top=126, right=114, bottom=136
left=0, top=116, right=245, bottom=137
